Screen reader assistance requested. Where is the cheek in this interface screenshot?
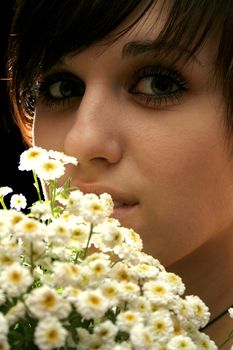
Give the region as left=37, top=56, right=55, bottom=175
left=33, top=108, right=72, bottom=150
left=133, top=118, right=233, bottom=263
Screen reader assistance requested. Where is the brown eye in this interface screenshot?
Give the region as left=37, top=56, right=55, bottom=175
left=48, top=79, right=85, bottom=99
left=136, top=74, right=180, bottom=96
left=129, top=66, right=188, bottom=108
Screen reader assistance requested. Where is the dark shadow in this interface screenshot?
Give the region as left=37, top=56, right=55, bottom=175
left=0, top=0, right=37, bottom=207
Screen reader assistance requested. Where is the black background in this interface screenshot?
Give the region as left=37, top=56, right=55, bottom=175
left=0, top=0, right=37, bottom=206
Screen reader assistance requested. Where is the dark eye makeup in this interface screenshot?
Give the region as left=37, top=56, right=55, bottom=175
left=36, top=65, right=188, bottom=110
left=37, top=72, right=85, bottom=108
left=129, top=65, right=188, bottom=107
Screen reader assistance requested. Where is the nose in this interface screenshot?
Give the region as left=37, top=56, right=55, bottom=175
left=64, top=85, right=123, bottom=175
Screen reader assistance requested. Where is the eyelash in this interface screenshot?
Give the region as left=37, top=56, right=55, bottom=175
left=129, top=66, right=188, bottom=107
left=37, top=72, right=85, bottom=108
left=36, top=66, right=188, bottom=109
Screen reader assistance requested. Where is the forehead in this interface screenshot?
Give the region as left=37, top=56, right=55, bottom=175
left=63, top=1, right=213, bottom=70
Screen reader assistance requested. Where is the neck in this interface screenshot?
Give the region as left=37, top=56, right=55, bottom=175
left=169, top=228, right=233, bottom=347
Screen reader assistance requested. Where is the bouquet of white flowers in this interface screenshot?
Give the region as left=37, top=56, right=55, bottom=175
left=0, top=146, right=224, bottom=350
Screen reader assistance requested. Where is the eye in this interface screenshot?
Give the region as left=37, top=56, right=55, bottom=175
left=136, top=74, right=180, bottom=96
left=130, top=66, right=188, bottom=107
left=37, top=72, right=85, bottom=107
left=48, top=80, right=79, bottom=99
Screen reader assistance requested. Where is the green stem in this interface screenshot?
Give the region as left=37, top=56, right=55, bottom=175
left=83, top=223, right=94, bottom=259
left=74, top=250, right=80, bottom=264
left=0, top=197, right=7, bottom=209
left=49, top=179, right=57, bottom=217
left=29, top=242, right=34, bottom=276
left=32, top=170, right=42, bottom=202
left=219, top=329, right=233, bottom=349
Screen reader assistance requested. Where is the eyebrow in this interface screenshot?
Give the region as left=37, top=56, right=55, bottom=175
left=122, top=39, right=202, bottom=65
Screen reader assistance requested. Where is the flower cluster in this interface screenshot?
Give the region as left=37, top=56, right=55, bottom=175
left=0, top=147, right=220, bottom=349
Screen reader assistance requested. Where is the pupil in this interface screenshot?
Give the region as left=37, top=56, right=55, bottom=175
left=61, top=81, right=73, bottom=96
left=152, top=76, right=173, bottom=94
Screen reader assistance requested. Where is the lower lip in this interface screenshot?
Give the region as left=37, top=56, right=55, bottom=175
left=111, top=203, right=139, bottom=222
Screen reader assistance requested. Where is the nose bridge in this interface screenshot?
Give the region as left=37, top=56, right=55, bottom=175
left=64, top=83, right=122, bottom=164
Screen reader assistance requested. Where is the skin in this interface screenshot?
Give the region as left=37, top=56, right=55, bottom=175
left=33, top=3, right=233, bottom=345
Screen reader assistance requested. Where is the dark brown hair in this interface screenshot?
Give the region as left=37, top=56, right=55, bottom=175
left=7, top=0, right=233, bottom=143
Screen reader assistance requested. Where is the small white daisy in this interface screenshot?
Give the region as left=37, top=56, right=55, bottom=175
left=36, top=158, right=65, bottom=181
left=10, top=193, right=27, bottom=211
left=75, top=290, right=109, bottom=319
left=18, top=146, right=48, bottom=171
left=34, top=316, right=68, bottom=350
left=48, top=149, right=78, bottom=165
left=0, top=263, right=33, bottom=297
left=167, top=335, right=197, bottom=350
left=0, top=186, right=13, bottom=197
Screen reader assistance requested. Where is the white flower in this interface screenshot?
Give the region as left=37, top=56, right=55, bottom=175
left=76, top=327, right=91, bottom=350
left=5, top=209, right=25, bottom=227
left=167, top=335, right=197, bottom=350
left=80, top=193, right=108, bottom=224
left=184, top=295, right=210, bottom=328
left=0, top=187, right=13, bottom=197
left=62, top=286, right=82, bottom=303
left=195, top=332, right=218, bottom=350
left=130, top=324, right=154, bottom=350
left=117, top=310, right=144, bottom=332
left=0, top=312, right=9, bottom=335
left=48, top=149, right=78, bottom=165
left=229, top=307, right=233, bottom=318
left=10, top=193, right=27, bottom=211
left=23, top=239, right=47, bottom=264
left=93, top=320, right=118, bottom=341
left=25, top=285, right=71, bottom=319
left=88, top=258, right=111, bottom=280
left=18, top=146, right=48, bottom=171
left=75, top=290, right=109, bottom=319
left=0, top=289, right=6, bottom=305
left=0, top=237, right=22, bottom=266
left=52, top=261, right=82, bottom=287
left=47, top=219, right=72, bottom=245
left=29, top=201, right=52, bottom=221
left=65, top=189, right=84, bottom=215
left=50, top=246, right=73, bottom=261
left=143, top=280, right=173, bottom=304
left=94, top=222, right=125, bottom=253
left=100, top=193, right=114, bottom=216
left=68, top=223, right=89, bottom=249
left=110, top=262, right=134, bottom=283
left=5, top=301, right=25, bottom=325
left=148, top=309, right=174, bottom=342
left=118, top=281, right=140, bottom=301
left=100, top=280, right=120, bottom=307
left=36, top=158, right=65, bottom=181
left=112, top=342, right=132, bottom=350
left=0, top=146, right=221, bottom=349
left=14, top=216, right=46, bottom=243
left=128, top=296, right=151, bottom=314
left=34, top=316, right=68, bottom=350
left=0, top=263, right=33, bottom=297
left=122, top=227, right=143, bottom=251
left=160, top=271, right=185, bottom=295
left=131, top=263, right=159, bottom=280
left=0, top=211, right=12, bottom=238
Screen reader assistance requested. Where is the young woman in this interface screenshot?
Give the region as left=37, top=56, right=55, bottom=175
left=7, top=0, right=233, bottom=346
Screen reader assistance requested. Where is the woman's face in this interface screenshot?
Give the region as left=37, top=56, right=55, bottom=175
left=34, top=3, right=233, bottom=266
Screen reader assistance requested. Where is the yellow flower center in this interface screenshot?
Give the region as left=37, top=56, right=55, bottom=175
left=42, top=293, right=56, bottom=308
left=47, top=329, right=59, bottom=342
left=10, top=271, right=22, bottom=284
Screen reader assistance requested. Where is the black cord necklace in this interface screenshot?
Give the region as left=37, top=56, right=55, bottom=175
left=202, top=304, right=233, bottom=330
